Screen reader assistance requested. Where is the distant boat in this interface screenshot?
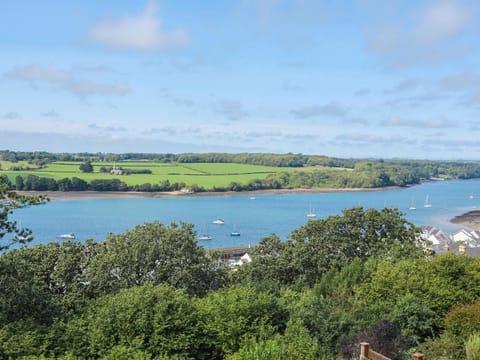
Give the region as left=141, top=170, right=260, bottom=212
left=424, top=195, right=432, bottom=208
left=250, top=196, right=256, bottom=200
left=470, top=192, right=474, bottom=199
left=212, top=219, right=225, bottom=225
left=198, top=234, right=212, bottom=241
left=230, top=225, right=241, bottom=236
left=306, top=203, right=316, bottom=218
left=409, top=198, right=416, bottom=210
left=59, top=233, right=75, bottom=239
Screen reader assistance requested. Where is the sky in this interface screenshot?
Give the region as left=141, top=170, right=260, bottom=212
left=1, top=0, right=480, bottom=159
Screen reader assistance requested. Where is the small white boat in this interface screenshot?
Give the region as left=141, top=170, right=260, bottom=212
left=212, top=219, right=225, bottom=225
left=198, top=234, right=212, bottom=241
left=424, top=195, right=432, bottom=208
left=250, top=196, right=256, bottom=200
left=409, top=198, right=416, bottom=210
left=306, top=203, right=316, bottom=218
left=59, top=233, right=75, bottom=239
left=470, top=192, right=474, bottom=199
left=230, top=224, right=240, bottom=236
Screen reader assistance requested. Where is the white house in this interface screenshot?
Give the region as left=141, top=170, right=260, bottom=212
left=451, top=229, right=474, bottom=243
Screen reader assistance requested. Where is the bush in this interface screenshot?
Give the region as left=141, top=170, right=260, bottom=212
left=445, top=300, right=480, bottom=339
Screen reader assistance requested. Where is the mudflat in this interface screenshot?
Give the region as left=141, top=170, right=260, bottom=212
left=18, top=186, right=397, bottom=201
left=451, top=210, right=480, bottom=231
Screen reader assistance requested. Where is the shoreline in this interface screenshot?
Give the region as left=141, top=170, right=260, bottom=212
left=450, top=210, right=480, bottom=232
left=19, top=186, right=401, bottom=201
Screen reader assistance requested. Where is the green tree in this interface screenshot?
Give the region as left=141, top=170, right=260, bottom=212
left=0, top=176, right=48, bottom=251
left=86, top=221, right=228, bottom=296
left=195, top=285, right=287, bottom=357
left=79, top=161, right=93, bottom=173
left=63, top=284, right=205, bottom=359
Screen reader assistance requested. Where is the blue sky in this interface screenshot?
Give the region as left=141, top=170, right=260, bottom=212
left=1, top=0, right=480, bottom=159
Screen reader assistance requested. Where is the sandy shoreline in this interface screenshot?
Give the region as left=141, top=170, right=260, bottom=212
left=450, top=210, right=480, bottom=232
left=19, top=186, right=400, bottom=201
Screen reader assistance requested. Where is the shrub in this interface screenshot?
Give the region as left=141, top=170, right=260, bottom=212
left=445, top=300, right=480, bottom=339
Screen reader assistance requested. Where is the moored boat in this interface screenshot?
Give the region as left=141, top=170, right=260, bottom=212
left=59, top=233, right=75, bottom=239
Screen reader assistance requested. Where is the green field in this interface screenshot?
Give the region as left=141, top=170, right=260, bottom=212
left=0, top=161, right=325, bottom=188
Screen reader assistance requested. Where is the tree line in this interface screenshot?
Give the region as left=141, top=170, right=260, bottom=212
left=1, top=181, right=479, bottom=359
left=4, top=151, right=480, bottom=193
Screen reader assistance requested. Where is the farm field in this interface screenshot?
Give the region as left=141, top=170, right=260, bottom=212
left=0, top=161, right=329, bottom=188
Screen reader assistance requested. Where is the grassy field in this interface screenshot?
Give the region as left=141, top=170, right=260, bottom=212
left=0, top=161, right=327, bottom=188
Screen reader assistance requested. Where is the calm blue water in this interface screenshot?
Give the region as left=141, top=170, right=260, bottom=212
left=10, top=179, right=480, bottom=249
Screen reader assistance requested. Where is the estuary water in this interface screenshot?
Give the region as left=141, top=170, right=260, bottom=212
left=11, top=179, right=480, bottom=249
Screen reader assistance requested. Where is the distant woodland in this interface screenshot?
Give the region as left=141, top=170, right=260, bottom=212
left=2, top=150, right=480, bottom=192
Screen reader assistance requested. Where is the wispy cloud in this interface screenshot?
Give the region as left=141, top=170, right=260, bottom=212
left=381, top=117, right=456, bottom=128
left=291, top=102, right=348, bottom=119
left=384, top=78, right=424, bottom=94
left=386, top=93, right=450, bottom=108
left=2, top=112, right=21, bottom=120
left=88, top=0, right=189, bottom=51
left=5, top=64, right=130, bottom=98
left=88, top=123, right=126, bottom=133
left=214, top=99, right=248, bottom=121
left=245, top=130, right=283, bottom=138
left=354, top=88, right=370, bottom=96
left=367, top=1, right=476, bottom=66
left=40, top=110, right=59, bottom=117
left=334, top=133, right=416, bottom=145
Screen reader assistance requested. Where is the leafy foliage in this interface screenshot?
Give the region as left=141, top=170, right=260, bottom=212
left=0, top=202, right=479, bottom=359
left=0, top=175, right=48, bottom=251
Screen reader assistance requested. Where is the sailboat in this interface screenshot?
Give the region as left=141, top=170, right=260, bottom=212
left=306, top=203, right=316, bottom=218
left=409, top=198, right=416, bottom=211
left=470, top=192, right=474, bottom=199
left=230, top=224, right=241, bottom=236
left=424, top=195, right=432, bottom=208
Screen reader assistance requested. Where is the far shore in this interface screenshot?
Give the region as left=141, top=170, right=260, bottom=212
left=19, top=186, right=401, bottom=201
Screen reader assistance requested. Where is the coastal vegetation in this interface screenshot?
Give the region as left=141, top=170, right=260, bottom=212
left=2, top=150, right=480, bottom=193
left=1, top=179, right=479, bottom=359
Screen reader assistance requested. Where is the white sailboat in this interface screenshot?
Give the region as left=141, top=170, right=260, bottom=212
left=424, top=195, right=432, bottom=208
left=409, top=198, right=416, bottom=211
left=306, top=203, right=316, bottom=218
left=230, top=224, right=241, bottom=236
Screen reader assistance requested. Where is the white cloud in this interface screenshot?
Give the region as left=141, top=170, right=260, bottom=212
left=381, top=117, right=456, bottom=128
left=416, top=1, right=471, bottom=43
left=88, top=1, right=188, bottom=51
left=88, top=123, right=126, bottom=133
left=291, top=102, right=349, bottom=119
left=5, top=64, right=130, bottom=98
left=367, top=1, right=476, bottom=66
